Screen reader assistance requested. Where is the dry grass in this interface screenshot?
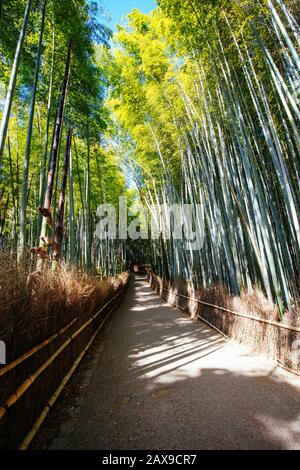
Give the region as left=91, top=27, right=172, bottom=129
left=148, top=271, right=300, bottom=373
left=0, top=252, right=129, bottom=449
left=0, top=252, right=128, bottom=362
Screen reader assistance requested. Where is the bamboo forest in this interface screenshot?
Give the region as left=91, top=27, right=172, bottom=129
left=0, top=0, right=300, bottom=453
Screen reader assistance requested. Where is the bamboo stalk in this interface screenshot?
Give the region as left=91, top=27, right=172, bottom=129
left=0, top=0, right=33, bottom=166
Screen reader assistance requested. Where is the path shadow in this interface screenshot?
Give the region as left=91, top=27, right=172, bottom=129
left=33, top=274, right=300, bottom=450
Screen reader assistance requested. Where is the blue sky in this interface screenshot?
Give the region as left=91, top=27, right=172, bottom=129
left=101, top=0, right=156, bottom=31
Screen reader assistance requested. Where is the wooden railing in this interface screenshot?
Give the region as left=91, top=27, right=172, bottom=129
left=148, top=271, right=300, bottom=376
left=0, top=281, right=128, bottom=449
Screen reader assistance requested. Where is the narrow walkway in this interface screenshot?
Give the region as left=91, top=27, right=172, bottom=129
left=45, top=275, right=300, bottom=450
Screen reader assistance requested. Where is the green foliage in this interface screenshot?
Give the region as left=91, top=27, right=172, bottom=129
left=0, top=0, right=299, bottom=301
left=105, top=1, right=300, bottom=310
left=0, top=0, right=127, bottom=272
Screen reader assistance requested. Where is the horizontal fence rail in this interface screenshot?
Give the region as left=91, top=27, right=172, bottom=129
left=0, top=280, right=128, bottom=449
left=0, top=318, right=78, bottom=378
left=150, top=278, right=300, bottom=334
left=148, top=272, right=300, bottom=376
left=0, top=285, right=127, bottom=421
left=19, top=283, right=128, bottom=450
left=156, top=287, right=229, bottom=338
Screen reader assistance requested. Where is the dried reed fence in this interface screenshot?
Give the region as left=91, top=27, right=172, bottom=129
left=0, top=256, right=129, bottom=449
left=148, top=271, right=300, bottom=375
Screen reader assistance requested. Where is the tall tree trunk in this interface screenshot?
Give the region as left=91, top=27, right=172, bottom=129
left=36, top=104, right=44, bottom=243
left=7, top=136, right=17, bottom=247
left=73, top=136, right=85, bottom=217
left=52, top=129, right=72, bottom=266
left=85, top=129, right=92, bottom=271
left=52, top=137, right=62, bottom=226
left=37, top=40, right=71, bottom=268
left=95, top=150, right=104, bottom=202
left=39, top=20, right=55, bottom=211
left=0, top=195, right=10, bottom=247
left=19, top=0, right=47, bottom=263
left=68, top=143, right=76, bottom=263
left=0, top=0, right=33, bottom=167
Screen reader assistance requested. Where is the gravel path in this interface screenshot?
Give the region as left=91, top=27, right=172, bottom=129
left=43, top=275, right=300, bottom=450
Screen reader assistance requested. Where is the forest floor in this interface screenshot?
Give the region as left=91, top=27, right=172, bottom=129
left=32, top=275, right=300, bottom=450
